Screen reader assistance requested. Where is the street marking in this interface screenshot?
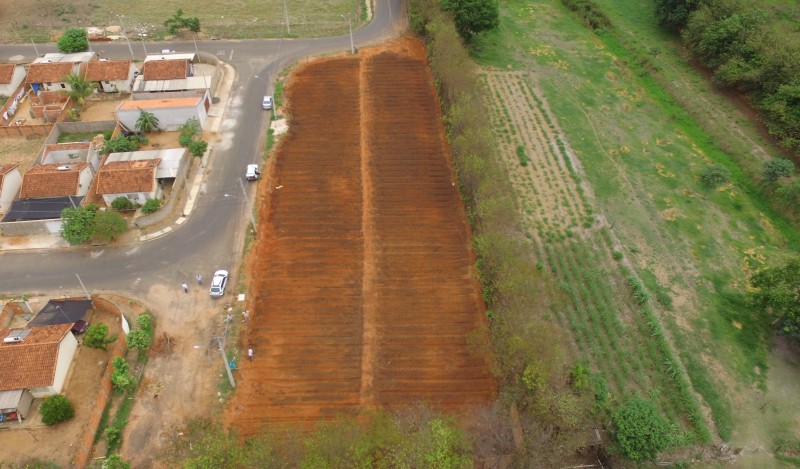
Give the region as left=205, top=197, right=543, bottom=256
left=229, top=50, right=234, bottom=61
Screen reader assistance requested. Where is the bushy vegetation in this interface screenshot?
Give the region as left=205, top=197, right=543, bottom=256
left=127, top=312, right=154, bottom=360
left=111, top=197, right=135, bottom=211
left=40, top=394, right=74, bottom=426
left=699, top=164, right=731, bottom=190
left=141, top=199, right=163, bottom=214
left=84, top=323, right=116, bottom=350
left=611, top=397, right=672, bottom=461
left=560, top=0, right=611, bottom=30
left=111, top=357, right=136, bottom=394
left=57, top=27, right=88, bottom=53
left=60, top=205, right=128, bottom=245
left=750, top=257, right=800, bottom=340
left=654, top=0, right=800, bottom=156
left=103, top=135, right=140, bottom=155
left=164, top=9, right=201, bottom=34
left=165, top=411, right=473, bottom=467
left=441, top=0, right=499, bottom=41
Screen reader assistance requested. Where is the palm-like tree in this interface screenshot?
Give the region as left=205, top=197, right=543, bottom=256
left=135, top=110, right=160, bottom=133
left=64, top=73, right=93, bottom=107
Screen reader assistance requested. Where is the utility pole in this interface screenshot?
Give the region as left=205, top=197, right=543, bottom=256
left=238, top=178, right=257, bottom=234
left=118, top=15, right=135, bottom=59
left=139, top=32, right=148, bottom=56
left=31, top=38, right=40, bottom=57
left=75, top=273, right=91, bottom=300
left=341, top=14, right=355, bottom=54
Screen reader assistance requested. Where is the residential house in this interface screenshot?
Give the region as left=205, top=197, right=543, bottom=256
left=28, top=51, right=96, bottom=93
left=115, top=92, right=210, bottom=131
left=0, top=164, right=22, bottom=212
left=132, top=52, right=212, bottom=94
left=84, top=60, right=137, bottom=93
left=40, top=141, right=101, bottom=171
left=18, top=162, right=94, bottom=199
left=105, top=147, right=188, bottom=179
left=0, top=324, right=78, bottom=398
left=0, top=64, right=26, bottom=96
left=95, top=158, right=161, bottom=206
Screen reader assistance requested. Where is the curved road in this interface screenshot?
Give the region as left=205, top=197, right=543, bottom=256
left=0, top=0, right=403, bottom=296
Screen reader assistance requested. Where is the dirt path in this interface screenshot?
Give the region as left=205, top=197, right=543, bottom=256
left=226, top=37, right=495, bottom=434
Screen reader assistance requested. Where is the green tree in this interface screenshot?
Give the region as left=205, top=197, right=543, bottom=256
left=60, top=205, right=97, bottom=245
left=127, top=329, right=152, bottom=351
left=654, top=0, right=696, bottom=30
left=57, top=27, right=89, bottom=53
left=188, top=139, right=208, bottom=157
left=164, top=9, right=202, bottom=34
left=64, top=73, right=93, bottom=108
left=699, top=163, right=731, bottom=189
left=84, top=323, right=116, bottom=350
left=142, top=199, right=163, bottom=214
left=92, top=210, right=127, bottom=241
left=751, top=257, right=800, bottom=339
left=39, top=394, right=75, bottom=425
left=762, top=158, right=795, bottom=183
left=612, top=397, right=672, bottom=461
left=441, top=0, right=499, bottom=41
left=135, top=110, right=160, bottom=133
left=111, top=196, right=135, bottom=211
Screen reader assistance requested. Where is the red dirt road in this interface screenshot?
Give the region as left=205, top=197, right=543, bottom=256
left=228, top=37, right=494, bottom=433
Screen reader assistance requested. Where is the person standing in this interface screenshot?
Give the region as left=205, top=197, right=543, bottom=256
left=248, top=348, right=254, bottom=361
left=242, top=310, right=250, bottom=322
left=182, top=283, right=189, bottom=293
left=196, top=274, right=203, bottom=285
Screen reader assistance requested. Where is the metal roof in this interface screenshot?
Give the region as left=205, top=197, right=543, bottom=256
left=1, top=196, right=84, bottom=222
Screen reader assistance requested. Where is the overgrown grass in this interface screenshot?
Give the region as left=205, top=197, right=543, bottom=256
left=57, top=130, right=111, bottom=143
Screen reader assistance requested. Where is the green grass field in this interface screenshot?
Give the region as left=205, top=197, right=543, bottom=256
left=473, top=0, right=800, bottom=461
left=0, top=0, right=362, bottom=43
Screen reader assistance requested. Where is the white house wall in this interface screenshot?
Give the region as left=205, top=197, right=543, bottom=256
left=0, top=169, right=22, bottom=212
left=102, top=186, right=160, bottom=207
left=51, top=332, right=78, bottom=395
left=0, top=66, right=26, bottom=96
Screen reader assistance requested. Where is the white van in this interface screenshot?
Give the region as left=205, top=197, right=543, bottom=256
left=246, top=164, right=261, bottom=181
left=262, top=96, right=273, bottom=110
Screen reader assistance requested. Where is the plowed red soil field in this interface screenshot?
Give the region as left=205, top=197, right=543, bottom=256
left=228, top=37, right=495, bottom=434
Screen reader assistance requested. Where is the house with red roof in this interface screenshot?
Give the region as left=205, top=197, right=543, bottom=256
left=0, top=64, right=26, bottom=97
left=95, top=158, right=162, bottom=206
left=0, top=324, right=78, bottom=398
left=84, top=60, right=137, bottom=93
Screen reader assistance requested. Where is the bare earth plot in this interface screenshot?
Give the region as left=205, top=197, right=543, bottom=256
left=228, top=37, right=494, bottom=434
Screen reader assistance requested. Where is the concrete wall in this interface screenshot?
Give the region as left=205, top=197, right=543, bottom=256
left=0, top=218, right=56, bottom=237
left=0, top=168, right=22, bottom=212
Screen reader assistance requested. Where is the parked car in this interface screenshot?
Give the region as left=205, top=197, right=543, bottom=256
left=262, top=95, right=273, bottom=110
left=209, top=270, right=229, bottom=297
left=71, top=320, right=89, bottom=335
left=246, top=164, right=261, bottom=181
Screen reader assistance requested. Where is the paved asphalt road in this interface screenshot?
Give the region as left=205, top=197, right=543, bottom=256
left=0, top=0, right=404, bottom=296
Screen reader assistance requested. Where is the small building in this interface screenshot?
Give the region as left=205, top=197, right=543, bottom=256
left=26, top=62, right=80, bottom=93
left=0, top=164, right=22, bottom=213
left=115, top=92, right=210, bottom=131
left=28, top=51, right=96, bottom=93
left=84, top=60, right=137, bottom=93
left=132, top=52, right=212, bottom=94
left=0, top=389, right=34, bottom=423
left=96, top=158, right=161, bottom=206
left=0, top=64, right=26, bottom=96
left=0, top=324, right=78, bottom=398
left=19, top=162, right=94, bottom=199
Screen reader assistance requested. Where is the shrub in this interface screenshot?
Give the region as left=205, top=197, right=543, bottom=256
left=179, top=133, right=193, bottom=147
left=103, top=135, right=139, bottom=155
left=612, top=397, right=672, bottom=461
left=141, top=199, right=162, bottom=214
left=39, top=394, right=74, bottom=425
left=762, top=158, right=795, bottom=183
left=60, top=205, right=97, bottom=245
left=188, top=139, right=208, bottom=157
left=127, top=329, right=152, bottom=351
left=700, top=164, right=731, bottom=189
left=105, top=426, right=122, bottom=447
left=84, top=323, right=115, bottom=350
left=91, top=210, right=127, bottom=241
left=111, top=357, right=136, bottom=393
left=111, top=197, right=135, bottom=211
left=136, top=312, right=153, bottom=333
left=105, top=454, right=131, bottom=469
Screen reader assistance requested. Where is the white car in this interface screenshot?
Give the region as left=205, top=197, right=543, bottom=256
left=209, top=270, right=229, bottom=297
left=246, top=164, right=261, bottom=181
left=262, top=95, right=273, bottom=110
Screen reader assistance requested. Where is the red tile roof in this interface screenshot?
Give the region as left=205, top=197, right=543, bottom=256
left=0, top=324, right=73, bottom=391
left=84, top=60, right=133, bottom=81
left=142, top=59, right=188, bottom=81
left=96, top=159, right=160, bottom=194
left=19, top=162, right=89, bottom=199
left=0, top=64, right=15, bottom=84
left=27, top=62, right=75, bottom=84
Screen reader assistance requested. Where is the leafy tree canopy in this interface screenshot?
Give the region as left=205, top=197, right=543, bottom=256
left=751, top=257, right=800, bottom=339
left=761, top=158, right=794, bottom=183
left=103, top=135, right=140, bottom=155
left=39, top=394, right=74, bottom=426
left=441, top=0, right=499, bottom=41
left=700, top=163, right=731, bottom=189
left=188, top=139, right=208, bottom=157
left=57, top=28, right=89, bottom=53
left=612, top=397, right=672, bottom=461
left=60, top=205, right=97, bottom=245
left=164, top=9, right=202, bottom=34
left=92, top=210, right=127, bottom=241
